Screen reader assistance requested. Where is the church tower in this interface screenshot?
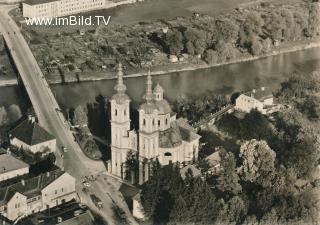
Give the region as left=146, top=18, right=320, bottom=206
left=138, top=72, right=160, bottom=184
left=110, top=63, right=136, bottom=178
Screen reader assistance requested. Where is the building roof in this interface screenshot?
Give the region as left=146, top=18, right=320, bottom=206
left=154, top=100, right=171, bottom=115
left=159, top=118, right=200, bottom=148
left=0, top=169, right=65, bottom=206
left=205, top=151, right=221, bottom=168
left=180, top=165, right=201, bottom=179
left=24, top=0, right=57, bottom=6
left=10, top=117, right=55, bottom=146
left=110, top=93, right=131, bottom=104
left=243, top=87, right=273, bottom=101
left=0, top=154, right=29, bottom=175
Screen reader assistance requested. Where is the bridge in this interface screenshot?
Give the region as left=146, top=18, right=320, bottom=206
left=194, top=104, right=234, bottom=131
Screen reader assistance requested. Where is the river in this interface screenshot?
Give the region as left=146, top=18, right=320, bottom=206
left=0, top=47, right=320, bottom=111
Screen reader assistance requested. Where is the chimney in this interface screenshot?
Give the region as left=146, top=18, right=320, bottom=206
left=21, top=179, right=25, bottom=186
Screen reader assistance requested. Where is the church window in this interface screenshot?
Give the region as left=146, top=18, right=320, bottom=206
left=165, top=118, right=168, bottom=125
left=115, top=109, right=117, bottom=116
left=158, top=120, right=160, bottom=127
left=143, top=119, right=146, bottom=126
left=164, top=152, right=172, bottom=157
left=152, top=119, right=155, bottom=126
left=124, top=110, right=126, bottom=116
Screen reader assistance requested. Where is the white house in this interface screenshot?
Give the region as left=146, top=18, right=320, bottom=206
left=109, top=64, right=201, bottom=184
left=235, top=87, right=274, bottom=114
left=9, top=116, right=56, bottom=155
left=0, top=169, right=76, bottom=221
left=0, top=153, right=29, bottom=182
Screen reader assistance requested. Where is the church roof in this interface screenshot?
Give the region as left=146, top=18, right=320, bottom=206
left=9, top=117, right=55, bottom=146
left=139, top=101, right=158, bottom=114
left=153, top=83, right=164, bottom=93
left=154, top=100, right=171, bottom=115
left=159, top=118, right=200, bottom=148
left=110, top=93, right=130, bottom=104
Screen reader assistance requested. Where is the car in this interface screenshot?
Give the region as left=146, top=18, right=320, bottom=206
left=83, top=181, right=91, bottom=187
left=90, top=194, right=103, bottom=209
left=61, top=146, right=68, bottom=152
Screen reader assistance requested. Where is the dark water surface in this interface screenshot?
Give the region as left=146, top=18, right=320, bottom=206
left=1, top=48, right=320, bottom=110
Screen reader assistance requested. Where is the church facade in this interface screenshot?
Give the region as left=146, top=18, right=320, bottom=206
left=109, top=64, right=200, bottom=184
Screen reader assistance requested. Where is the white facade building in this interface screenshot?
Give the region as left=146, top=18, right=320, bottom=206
left=110, top=64, right=200, bottom=184
left=23, top=0, right=105, bottom=18
left=9, top=116, right=56, bottom=155
left=0, top=154, right=29, bottom=182
left=235, top=87, right=274, bottom=114
left=0, top=169, right=76, bottom=221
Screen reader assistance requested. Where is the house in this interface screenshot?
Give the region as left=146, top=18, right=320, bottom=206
left=23, top=0, right=105, bottom=18
left=205, top=150, right=221, bottom=175
left=0, top=169, right=76, bottom=221
left=0, top=153, right=29, bottom=182
left=9, top=116, right=56, bottom=155
left=235, top=87, right=274, bottom=114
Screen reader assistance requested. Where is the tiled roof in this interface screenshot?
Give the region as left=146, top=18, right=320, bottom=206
left=0, top=154, right=29, bottom=175
left=243, top=87, right=273, bottom=101
left=10, top=118, right=55, bottom=146
left=159, top=118, right=200, bottom=148
left=180, top=165, right=201, bottom=179
left=0, top=169, right=64, bottom=206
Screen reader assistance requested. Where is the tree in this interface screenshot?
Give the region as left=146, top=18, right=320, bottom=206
left=7, top=104, right=22, bottom=123
left=216, top=149, right=242, bottom=195
left=166, top=30, right=184, bottom=55
left=204, top=49, right=219, bottom=64
left=0, top=107, right=9, bottom=126
left=72, top=105, right=88, bottom=126
left=297, top=95, right=320, bottom=121
left=239, top=139, right=276, bottom=188
left=125, top=150, right=139, bottom=182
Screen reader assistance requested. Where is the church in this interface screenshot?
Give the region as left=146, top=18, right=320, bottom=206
left=109, top=64, right=200, bottom=184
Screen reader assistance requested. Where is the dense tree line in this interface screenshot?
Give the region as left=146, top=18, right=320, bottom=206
left=161, top=1, right=320, bottom=62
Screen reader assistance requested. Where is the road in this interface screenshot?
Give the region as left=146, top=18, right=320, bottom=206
left=0, top=5, right=137, bottom=225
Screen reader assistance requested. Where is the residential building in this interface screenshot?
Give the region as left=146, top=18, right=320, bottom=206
left=0, top=153, right=29, bottom=182
left=0, top=169, right=76, bottom=221
left=9, top=116, right=56, bottom=155
left=23, top=0, right=105, bottom=18
left=235, top=87, right=274, bottom=114
left=205, top=150, right=221, bottom=175
left=109, top=64, right=201, bottom=184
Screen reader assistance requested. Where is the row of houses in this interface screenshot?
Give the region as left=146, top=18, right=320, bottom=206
left=0, top=116, right=78, bottom=222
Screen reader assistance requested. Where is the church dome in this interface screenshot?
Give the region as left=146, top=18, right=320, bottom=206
left=111, top=93, right=130, bottom=104
left=139, top=101, right=158, bottom=114
left=155, top=100, right=171, bottom=115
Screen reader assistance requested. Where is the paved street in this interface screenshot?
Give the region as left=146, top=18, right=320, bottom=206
left=0, top=5, right=137, bottom=225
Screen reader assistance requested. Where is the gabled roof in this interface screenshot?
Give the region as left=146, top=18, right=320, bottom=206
left=10, top=117, right=55, bottom=146
left=206, top=151, right=221, bottom=167
left=0, top=169, right=65, bottom=206
left=0, top=154, right=29, bottom=175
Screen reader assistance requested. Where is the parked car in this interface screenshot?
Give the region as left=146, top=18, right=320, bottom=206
left=90, top=194, right=103, bottom=209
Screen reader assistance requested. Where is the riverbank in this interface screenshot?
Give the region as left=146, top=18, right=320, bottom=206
left=0, top=39, right=319, bottom=88
left=46, top=39, right=320, bottom=84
